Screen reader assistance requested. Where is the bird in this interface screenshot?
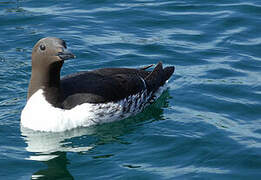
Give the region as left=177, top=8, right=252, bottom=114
left=21, top=37, right=175, bottom=132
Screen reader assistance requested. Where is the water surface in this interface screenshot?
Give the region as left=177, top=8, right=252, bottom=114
left=0, top=0, right=261, bottom=179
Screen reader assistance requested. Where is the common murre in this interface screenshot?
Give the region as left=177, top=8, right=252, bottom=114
left=21, top=37, right=175, bottom=132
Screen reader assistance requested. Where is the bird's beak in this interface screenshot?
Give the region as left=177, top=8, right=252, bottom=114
left=57, top=49, right=75, bottom=61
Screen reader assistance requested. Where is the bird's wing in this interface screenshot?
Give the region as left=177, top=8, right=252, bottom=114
left=61, top=68, right=149, bottom=109
left=61, top=62, right=174, bottom=109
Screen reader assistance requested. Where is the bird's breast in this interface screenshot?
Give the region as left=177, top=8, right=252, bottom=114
left=20, top=87, right=166, bottom=132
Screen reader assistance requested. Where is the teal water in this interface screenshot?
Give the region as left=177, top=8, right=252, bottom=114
left=1, top=0, right=261, bottom=179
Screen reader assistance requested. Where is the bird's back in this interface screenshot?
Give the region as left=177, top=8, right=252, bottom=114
left=61, top=62, right=174, bottom=109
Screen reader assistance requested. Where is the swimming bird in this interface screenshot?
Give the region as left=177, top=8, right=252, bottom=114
left=21, top=37, right=175, bottom=132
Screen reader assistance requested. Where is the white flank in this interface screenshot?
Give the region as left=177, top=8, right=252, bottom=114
left=21, top=86, right=167, bottom=132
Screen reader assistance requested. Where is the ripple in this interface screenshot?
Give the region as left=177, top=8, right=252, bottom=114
left=217, top=2, right=261, bottom=8
left=1, top=0, right=261, bottom=179
left=221, top=27, right=247, bottom=35
left=162, top=10, right=234, bottom=16
left=130, top=163, right=230, bottom=178
left=230, top=37, right=261, bottom=46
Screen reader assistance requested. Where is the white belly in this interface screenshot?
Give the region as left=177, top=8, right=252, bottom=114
left=21, top=87, right=166, bottom=132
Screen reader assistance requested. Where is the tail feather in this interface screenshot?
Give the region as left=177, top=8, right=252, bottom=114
left=163, top=66, right=175, bottom=82
left=139, top=64, right=154, bottom=70
left=144, top=62, right=174, bottom=91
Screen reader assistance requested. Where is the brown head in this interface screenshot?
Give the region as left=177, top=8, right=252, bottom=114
left=28, top=37, right=75, bottom=101
left=31, top=37, right=75, bottom=69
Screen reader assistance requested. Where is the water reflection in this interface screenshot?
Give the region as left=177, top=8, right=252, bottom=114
left=31, top=152, right=73, bottom=180
left=21, top=127, right=95, bottom=161
left=21, top=90, right=171, bottom=179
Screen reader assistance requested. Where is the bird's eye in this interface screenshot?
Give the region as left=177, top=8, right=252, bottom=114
left=40, top=44, right=46, bottom=51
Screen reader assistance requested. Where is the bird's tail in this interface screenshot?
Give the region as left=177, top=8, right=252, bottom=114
left=145, top=62, right=174, bottom=91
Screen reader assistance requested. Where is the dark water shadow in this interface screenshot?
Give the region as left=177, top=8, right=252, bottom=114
left=2, top=0, right=26, bottom=13
left=21, top=90, right=171, bottom=179
left=31, top=152, right=73, bottom=180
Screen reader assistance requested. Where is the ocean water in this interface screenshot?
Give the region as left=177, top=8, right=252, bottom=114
left=1, top=0, right=261, bottom=179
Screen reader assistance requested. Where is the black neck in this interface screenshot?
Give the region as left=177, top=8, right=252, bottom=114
left=28, top=61, right=64, bottom=108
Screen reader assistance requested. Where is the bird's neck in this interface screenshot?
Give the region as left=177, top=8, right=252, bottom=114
left=28, top=61, right=64, bottom=108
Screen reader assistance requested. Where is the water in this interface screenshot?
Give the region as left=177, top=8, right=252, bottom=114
left=1, top=0, right=261, bottom=179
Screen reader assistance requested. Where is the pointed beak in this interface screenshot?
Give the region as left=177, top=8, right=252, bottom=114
left=57, top=49, right=76, bottom=61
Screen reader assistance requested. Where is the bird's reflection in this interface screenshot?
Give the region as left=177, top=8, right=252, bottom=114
left=31, top=152, right=73, bottom=180
left=21, top=90, right=171, bottom=179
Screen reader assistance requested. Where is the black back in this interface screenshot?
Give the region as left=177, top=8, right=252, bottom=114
left=60, top=62, right=174, bottom=109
